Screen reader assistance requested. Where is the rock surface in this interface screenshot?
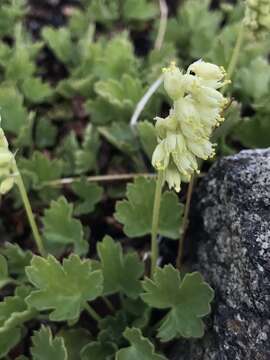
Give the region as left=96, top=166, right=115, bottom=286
left=171, top=149, right=270, bottom=359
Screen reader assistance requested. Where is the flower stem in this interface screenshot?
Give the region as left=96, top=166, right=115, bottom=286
left=226, top=21, right=245, bottom=85
left=84, top=303, right=101, bottom=322
left=154, top=0, right=168, bottom=50
left=176, top=176, right=195, bottom=269
left=151, top=170, right=164, bottom=278
left=14, top=164, right=46, bottom=257
left=102, top=296, right=115, bottom=312
left=43, top=173, right=155, bottom=187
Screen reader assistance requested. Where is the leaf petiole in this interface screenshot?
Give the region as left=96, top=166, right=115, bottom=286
left=84, top=302, right=102, bottom=322
left=176, top=175, right=195, bottom=269
left=102, top=296, right=115, bottom=313
left=13, top=163, right=46, bottom=257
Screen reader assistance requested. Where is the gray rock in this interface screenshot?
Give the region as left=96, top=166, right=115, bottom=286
left=171, top=149, right=270, bottom=360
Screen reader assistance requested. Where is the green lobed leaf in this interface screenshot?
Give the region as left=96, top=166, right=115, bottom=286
left=0, top=286, right=33, bottom=331
left=57, top=75, right=95, bottom=98
left=115, top=327, right=167, bottom=360
left=85, top=98, right=124, bottom=126
left=0, top=41, right=12, bottom=66
left=71, top=178, right=103, bottom=216
left=75, top=124, right=100, bottom=175
left=0, top=328, right=21, bottom=359
left=42, top=27, right=75, bottom=67
left=0, top=1, right=26, bottom=37
left=5, top=46, right=35, bottom=83
left=206, top=22, right=239, bottom=69
left=42, top=196, right=88, bottom=255
left=94, top=74, right=144, bottom=112
left=31, top=326, right=67, bottom=360
left=0, top=255, right=11, bottom=289
left=94, top=34, right=138, bottom=80
left=123, top=0, right=158, bottom=21
left=235, top=56, right=270, bottom=101
left=21, top=77, right=53, bottom=104
left=166, top=0, right=221, bottom=59
left=122, top=297, right=151, bottom=330
left=142, top=265, right=214, bottom=341
left=59, top=329, right=91, bottom=360
left=0, top=286, right=34, bottom=358
left=0, top=243, right=32, bottom=278
left=35, top=118, right=57, bottom=149
left=97, top=235, right=144, bottom=298
left=233, top=114, right=270, bottom=149
left=26, top=254, right=103, bottom=321
left=68, top=9, right=89, bottom=38
left=81, top=340, right=116, bottom=360
left=19, top=151, right=63, bottom=189
left=115, top=177, right=184, bottom=239
left=0, top=85, right=28, bottom=135
left=56, top=131, right=80, bottom=176
left=18, top=151, right=62, bottom=203
left=98, top=123, right=140, bottom=156
left=86, top=0, right=119, bottom=25
left=98, top=311, right=129, bottom=345
left=13, top=111, right=34, bottom=148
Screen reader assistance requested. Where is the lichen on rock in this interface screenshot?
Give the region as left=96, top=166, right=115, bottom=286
left=171, top=148, right=270, bottom=359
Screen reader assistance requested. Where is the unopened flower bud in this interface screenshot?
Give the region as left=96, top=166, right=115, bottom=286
left=187, top=59, right=225, bottom=82
left=152, top=140, right=170, bottom=170
left=163, top=62, right=185, bottom=101
left=164, top=163, right=181, bottom=192
left=0, top=177, right=14, bottom=195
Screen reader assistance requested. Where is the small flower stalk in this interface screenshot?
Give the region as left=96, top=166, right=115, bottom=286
left=0, top=123, right=45, bottom=256
left=244, top=0, right=270, bottom=37
left=152, top=60, right=229, bottom=192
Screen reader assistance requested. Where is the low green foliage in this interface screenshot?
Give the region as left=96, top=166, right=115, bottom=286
left=71, top=179, right=103, bottom=216
left=0, top=0, right=269, bottom=358
left=142, top=266, right=214, bottom=341
left=81, top=341, right=117, bottom=360
left=97, top=235, right=144, bottom=298
left=0, top=286, right=34, bottom=358
left=115, top=177, right=184, bottom=239
left=26, top=255, right=103, bottom=321
left=42, top=196, right=88, bottom=255
left=31, top=326, right=67, bottom=360
left=116, top=328, right=166, bottom=360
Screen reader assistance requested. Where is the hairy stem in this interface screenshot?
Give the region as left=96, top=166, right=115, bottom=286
left=84, top=303, right=101, bottom=322
left=151, top=171, right=164, bottom=278
left=176, top=176, right=195, bottom=269
left=14, top=164, right=46, bottom=257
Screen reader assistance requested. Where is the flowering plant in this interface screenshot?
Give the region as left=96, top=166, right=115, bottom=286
left=0, top=0, right=269, bottom=358
left=152, top=60, right=228, bottom=192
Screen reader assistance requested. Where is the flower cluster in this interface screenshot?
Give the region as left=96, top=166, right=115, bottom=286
left=245, top=0, right=270, bottom=37
left=0, top=128, right=15, bottom=194
left=152, top=60, right=229, bottom=192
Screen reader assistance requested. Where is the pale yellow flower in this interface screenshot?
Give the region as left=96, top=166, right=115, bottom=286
left=152, top=60, right=229, bottom=192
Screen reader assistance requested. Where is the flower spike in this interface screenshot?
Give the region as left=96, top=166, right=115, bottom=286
left=152, top=60, right=229, bottom=192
